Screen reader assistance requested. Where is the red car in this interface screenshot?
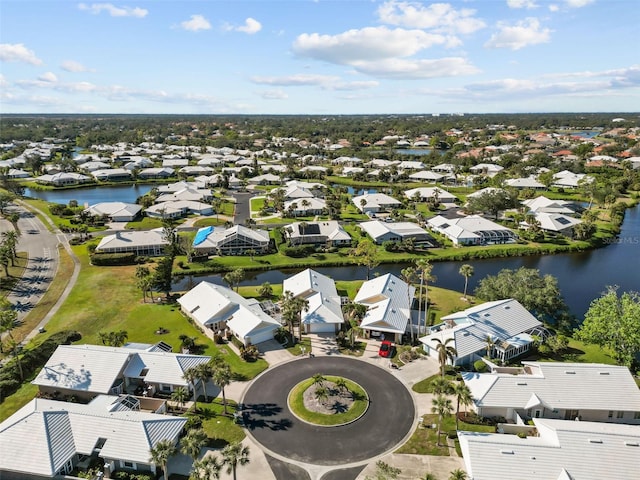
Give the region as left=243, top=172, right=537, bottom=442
left=378, top=340, right=394, bottom=358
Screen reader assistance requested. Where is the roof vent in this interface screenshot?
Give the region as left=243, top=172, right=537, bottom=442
left=624, top=442, right=639, bottom=447
left=504, top=306, right=511, bottom=310
left=589, top=439, right=603, bottom=444
left=599, top=372, right=610, bottom=375
left=516, top=382, right=527, bottom=386
left=500, top=450, right=514, bottom=455
left=565, top=371, right=576, bottom=374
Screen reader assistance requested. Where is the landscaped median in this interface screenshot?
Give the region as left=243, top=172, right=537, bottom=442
left=287, top=375, right=369, bottom=426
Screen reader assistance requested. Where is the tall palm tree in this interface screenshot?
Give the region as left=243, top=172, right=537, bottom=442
left=190, top=455, right=222, bottom=480
left=314, top=386, right=329, bottom=405
left=280, top=290, right=309, bottom=342
left=171, top=386, right=189, bottom=411
left=212, top=361, right=232, bottom=415
left=195, top=363, right=214, bottom=403
left=421, top=474, right=438, bottom=480
left=451, top=382, right=474, bottom=430
left=430, top=377, right=453, bottom=396
left=448, top=469, right=468, bottom=480
left=401, top=266, right=417, bottom=342
left=485, top=335, right=495, bottom=360
left=222, top=442, right=250, bottom=480
left=183, top=367, right=200, bottom=413
left=431, top=395, right=454, bottom=447
left=415, top=259, right=435, bottom=332
left=433, top=338, right=457, bottom=377
left=459, top=264, right=474, bottom=300
left=149, top=439, right=178, bottom=480
left=181, top=428, right=208, bottom=461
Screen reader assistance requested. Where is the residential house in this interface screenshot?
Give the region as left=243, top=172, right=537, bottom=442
left=404, top=187, right=458, bottom=203
left=0, top=396, right=186, bottom=478
left=521, top=196, right=575, bottom=215
left=284, top=197, right=327, bottom=216
left=84, top=202, right=142, bottom=222
left=469, top=163, right=505, bottom=176
left=552, top=170, right=593, bottom=188
left=354, top=273, right=415, bottom=343
left=352, top=193, right=402, bottom=213
left=458, top=418, right=640, bottom=480
left=32, top=343, right=211, bottom=401
left=35, top=172, right=91, bottom=186
left=428, top=214, right=518, bottom=245
left=282, top=268, right=345, bottom=333
left=137, top=167, right=175, bottom=179
left=359, top=220, right=435, bottom=246
left=420, top=299, right=545, bottom=366
left=505, top=177, right=545, bottom=190
left=91, top=168, right=133, bottom=181
left=145, top=200, right=213, bottom=218
left=192, top=225, right=270, bottom=256
left=177, top=281, right=281, bottom=345
left=530, top=212, right=582, bottom=237
left=461, top=361, right=640, bottom=424
left=408, top=170, right=445, bottom=182
left=284, top=221, right=351, bottom=247
left=95, top=229, right=169, bottom=256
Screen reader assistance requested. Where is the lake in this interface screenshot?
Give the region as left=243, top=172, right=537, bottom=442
left=24, top=185, right=154, bottom=206
left=174, top=205, right=640, bottom=320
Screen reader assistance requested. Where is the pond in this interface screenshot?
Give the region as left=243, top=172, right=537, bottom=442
left=24, top=184, right=154, bottom=206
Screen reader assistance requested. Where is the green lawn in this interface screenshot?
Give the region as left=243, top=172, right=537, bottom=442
left=250, top=197, right=266, bottom=213
left=125, top=216, right=165, bottom=230
left=194, top=399, right=246, bottom=448
left=0, top=251, right=28, bottom=297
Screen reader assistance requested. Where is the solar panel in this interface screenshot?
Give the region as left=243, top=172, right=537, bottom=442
left=556, top=217, right=571, bottom=225
left=299, top=224, right=320, bottom=235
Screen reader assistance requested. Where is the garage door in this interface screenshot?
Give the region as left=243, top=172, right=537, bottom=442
left=248, top=328, right=276, bottom=345
left=309, top=323, right=336, bottom=334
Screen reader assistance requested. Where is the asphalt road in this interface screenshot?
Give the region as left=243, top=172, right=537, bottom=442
left=231, top=191, right=252, bottom=225
left=242, top=356, right=415, bottom=467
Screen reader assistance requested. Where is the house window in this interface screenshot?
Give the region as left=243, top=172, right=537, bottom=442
left=634, top=412, right=640, bottom=420
left=608, top=410, right=614, bottom=418
left=161, top=384, right=171, bottom=392
left=123, top=461, right=134, bottom=469
left=617, top=411, right=624, bottom=419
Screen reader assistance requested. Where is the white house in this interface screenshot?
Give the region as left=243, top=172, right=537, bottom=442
left=354, top=273, right=415, bottom=343
left=530, top=212, right=582, bottom=237
left=145, top=200, right=213, bottom=218
left=32, top=344, right=211, bottom=401
left=359, top=220, right=434, bottom=245
left=95, top=229, right=169, bottom=256
left=428, top=214, right=518, bottom=245
left=461, top=362, right=640, bottom=424
left=284, top=197, right=327, bottom=216
left=352, top=193, right=402, bottom=213
left=420, top=299, right=545, bottom=366
left=521, top=196, right=575, bottom=215
left=91, top=168, right=133, bottom=181
left=0, top=396, right=186, bottom=478
left=35, top=172, right=91, bottom=186
left=469, top=163, right=504, bottom=176
left=505, top=177, right=545, bottom=189
left=192, top=225, right=270, bottom=256
left=404, top=187, right=458, bottom=203
left=408, top=170, right=445, bottom=182
left=283, top=269, right=345, bottom=333
left=458, top=418, right=640, bottom=480
left=285, top=221, right=351, bottom=247
left=177, top=282, right=281, bottom=346
left=84, top=202, right=142, bottom=222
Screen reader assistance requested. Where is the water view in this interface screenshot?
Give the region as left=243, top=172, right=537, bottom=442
left=174, top=205, right=640, bottom=321
left=23, top=184, right=154, bottom=206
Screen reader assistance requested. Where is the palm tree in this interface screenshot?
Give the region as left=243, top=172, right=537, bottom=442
left=401, top=266, right=417, bottom=342
left=459, top=264, right=474, bottom=300
left=448, top=469, right=468, bottom=480
left=451, top=382, right=474, bottom=430
left=212, top=361, right=232, bottom=415
left=430, top=377, right=453, bottom=396
left=190, top=455, right=222, bottom=480
left=183, top=367, right=200, bottom=413
left=149, top=439, right=178, bottom=480
left=280, top=290, right=309, bottom=342
left=484, top=335, right=496, bottom=360
left=0, top=299, right=18, bottom=355
left=314, top=386, right=329, bottom=405
left=431, top=395, right=454, bottom=447
left=421, top=474, right=439, bottom=480
left=181, top=428, right=208, bottom=461
left=195, top=362, right=214, bottom=403
left=221, top=442, right=250, bottom=480
left=433, top=338, right=457, bottom=377
left=171, top=386, right=189, bottom=412
left=312, top=373, right=325, bottom=387
left=335, top=377, right=348, bottom=394
left=258, top=281, right=273, bottom=299
left=415, top=259, right=435, bottom=332
left=346, top=319, right=364, bottom=349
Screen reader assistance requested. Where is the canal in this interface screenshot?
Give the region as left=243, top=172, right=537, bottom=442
left=174, top=205, right=640, bottom=320
left=24, top=184, right=154, bottom=205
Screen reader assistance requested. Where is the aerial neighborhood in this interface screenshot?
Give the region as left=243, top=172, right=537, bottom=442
left=1, top=114, right=639, bottom=480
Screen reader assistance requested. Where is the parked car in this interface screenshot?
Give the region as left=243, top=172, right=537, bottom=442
left=378, top=340, right=394, bottom=358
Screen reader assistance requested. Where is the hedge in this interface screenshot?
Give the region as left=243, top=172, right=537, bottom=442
left=90, top=252, right=138, bottom=266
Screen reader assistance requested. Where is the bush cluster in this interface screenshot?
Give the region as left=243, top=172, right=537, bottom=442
left=90, top=252, right=137, bottom=265
left=0, top=330, right=81, bottom=401
left=281, top=244, right=316, bottom=257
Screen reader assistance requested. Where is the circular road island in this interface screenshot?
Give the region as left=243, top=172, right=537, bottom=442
left=241, top=356, right=415, bottom=466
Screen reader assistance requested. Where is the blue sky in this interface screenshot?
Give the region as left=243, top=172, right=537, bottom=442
left=1, top=0, right=639, bottom=114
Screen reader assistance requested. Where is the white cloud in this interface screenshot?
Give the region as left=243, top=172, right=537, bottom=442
left=0, top=43, right=43, bottom=65
left=484, top=18, right=551, bottom=50
left=251, top=74, right=340, bottom=87
left=548, top=4, right=560, bottom=11
left=38, top=72, right=58, bottom=83
left=259, top=90, right=288, bottom=100
left=235, top=18, right=262, bottom=35
left=179, top=14, right=212, bottom=32
left=293, top=27, right=447, bottom=64
left=565, top=0, right=595, bottom=7
left=61, top=60, right=93, bottom=72
left=353, top=57, right=480, bottom=79
left=507, top=0, right=539, bottom=9
left=0, top=74, right=9, bottom=87
left=377, top=1, right=486, bottom=35
left=330, top=81, right=380, bottom=91
left=78, top=3, right=148, bottom=18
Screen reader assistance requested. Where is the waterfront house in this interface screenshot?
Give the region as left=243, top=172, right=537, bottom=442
left=403, top=186, right=458, bottom=203
left=178, top=282, right=281, bottom=346
left=285, top=220, right=351, bottom=247
left=192, top=225, right=270, bottom=256
left=84, top=202, right=142, bottom=222
left=95, top=229, right=168, bottom=256
left=352, top=193, right=402, bottom=214
left=359, top=220, right=435, bottom=246
left=427, top=214, right=518, bottom=245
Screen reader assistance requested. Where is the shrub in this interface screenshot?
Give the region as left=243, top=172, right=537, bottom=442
left=90, top=252, right=137, bottom=266
left=517, top=431, right=527, bottom=438
left=474, top=359, right=488, bottom=373
left=282, top=244, right=316, bottom=258
left=240, top=344, right=259, bottom=362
